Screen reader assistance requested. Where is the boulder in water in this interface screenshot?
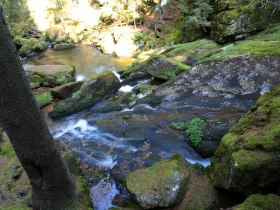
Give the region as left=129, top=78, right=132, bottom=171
left=51, top=81, right=83, bottom=99
left=49, top=71, right=121, bottom=119
left=25, top=65, right=75, bottom=88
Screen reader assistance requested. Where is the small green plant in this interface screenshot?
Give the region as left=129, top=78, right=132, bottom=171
left=186, top=117, right=205, bottom=147
left=170, top=122, right=188, bottom=131
left=170, top=117, right=205, bottom=147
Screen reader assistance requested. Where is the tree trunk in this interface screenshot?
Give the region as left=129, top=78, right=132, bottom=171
left=0, top=7, right=76, bottom=210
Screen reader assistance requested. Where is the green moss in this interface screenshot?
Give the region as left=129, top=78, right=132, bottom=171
left=232, top=150, right=274, bottom=169
left=126, top=157, right=189, bottom=206
left=204, top=24, right=280, bottom=62
left=211, top=83, right=280, bottom=192
left=211, top=0, right=280, bottom=42
left=233, top=194, right=280, bottom=210
left=27, top=75, right=43, bottom=84
left=0, top=142, right=16, bottom=158
left=170, top=122, right=188, bottom=131
left=50, top=71, right=120, bottom=119
left=33, top=41, right=48, bottom=52
left=35, top=92, right=53, bottom=108
left=161, top=39, right=221, bottom=64
left=13, top=36, right=27, bottom=46
left=165, top=19, right=185, bottom=44
left=126, top=160, right=188, bottom=192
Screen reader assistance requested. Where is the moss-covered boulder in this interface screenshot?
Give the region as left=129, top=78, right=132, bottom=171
left=49, top=71, right=121, bottom=119
left=33, top=41, right=48, bottom=52
left=95, top=92, right=136, bottom=113
left=28, top=75, right=44, bottom=89
left=51, top=81, right=83, bottom=99
left=35, top=92, right=53, bottom=108
left=211, top=84, right=280, bottom=194
left=125, top=155, right=218, bottom=209
left=19, top=38, right=38, bottom=57
left=122, top=56, right=190, bottom=82
left=125, top=155, right=190, bottom=209
left=232, top=194, right=280, bottom=210
left=211, top=0, right=280, bottom=43
left=25, top=65, right=75, bottom=88
left=202, top=24, right=280, bottom=62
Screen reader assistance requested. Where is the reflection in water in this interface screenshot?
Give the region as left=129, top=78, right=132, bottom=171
left=23, top=45, right=135, bottom=78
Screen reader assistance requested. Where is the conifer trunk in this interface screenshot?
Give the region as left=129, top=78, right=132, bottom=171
left=0, top=7, right=76, bottom=210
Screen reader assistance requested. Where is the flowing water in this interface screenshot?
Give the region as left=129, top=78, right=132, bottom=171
left=24, top=46, right=210, bottom=209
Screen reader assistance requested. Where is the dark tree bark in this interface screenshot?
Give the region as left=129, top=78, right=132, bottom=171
left=0, top=7, right=76, bottom=210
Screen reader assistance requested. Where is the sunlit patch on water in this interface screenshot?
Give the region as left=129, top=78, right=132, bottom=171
left=75, top=74, right=86, bottom=81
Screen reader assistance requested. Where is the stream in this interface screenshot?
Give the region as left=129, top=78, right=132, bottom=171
left=23, top=46, right=211, bottom=210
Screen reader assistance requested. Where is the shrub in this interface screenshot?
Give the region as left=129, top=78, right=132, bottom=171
left=178, top=0, right=213, bottom=41
left=133, top=31, right=156, bottom=51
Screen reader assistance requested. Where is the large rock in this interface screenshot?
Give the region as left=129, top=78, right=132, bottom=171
left=51, top=81, right=83, bottom=99
left=25, top=65, right=75, bottom=88
left=232, top=194, right=280, bottom=210
left=211, top=84, right=280, bottom=194
left=125, top=155, right=189, bottom=209
left=211, top=0, right=280, bottom=43
left=122, top=56, right=190, bottom=82
left=49, top=71, right=121, bottom=119
left=134, top=55, right=280, bottom=157
left=125, top=155, right=218, bottom=209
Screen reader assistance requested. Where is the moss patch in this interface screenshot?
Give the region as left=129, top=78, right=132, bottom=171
left=233, top=194, right=280, bottom=210
left=160, top=39, right=221, bottom=64
left=203, top=24, right=280, bottom=62
left=35, top=92, right=53, bottom=108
